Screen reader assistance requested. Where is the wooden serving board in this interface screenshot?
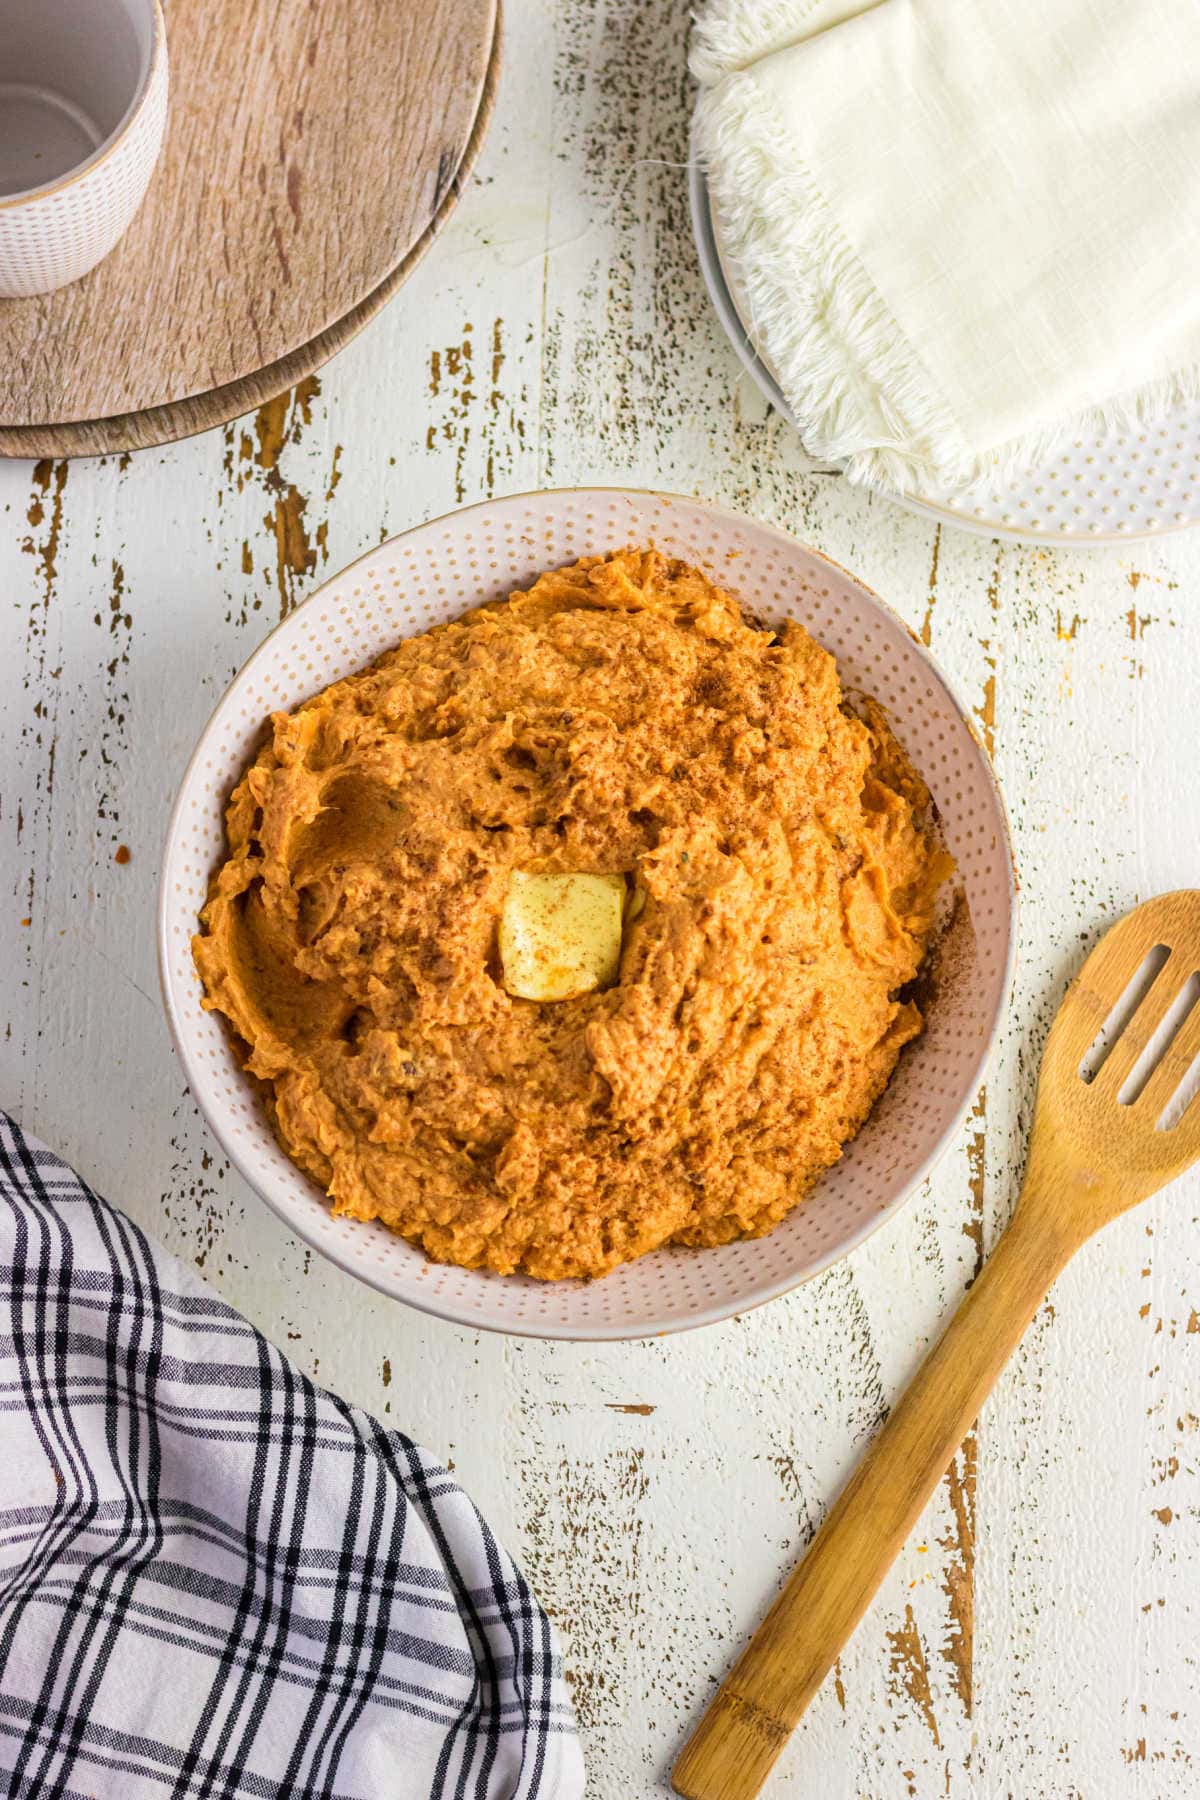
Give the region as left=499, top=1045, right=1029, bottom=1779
left=0, top=0, right=499, bottom=458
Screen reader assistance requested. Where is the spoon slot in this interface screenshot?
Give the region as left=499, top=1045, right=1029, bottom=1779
left=1079, top=941, right=1169, bottom=1084
left=1123, top=974, right=1200, bottom=1130
left=1117, top=969, right=1200, bottom=1107
left=1156, top=1032, right=1200, bottom=1131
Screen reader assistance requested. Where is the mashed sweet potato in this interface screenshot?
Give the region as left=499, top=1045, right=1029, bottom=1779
left=194, top=550, right=951, bottom=1280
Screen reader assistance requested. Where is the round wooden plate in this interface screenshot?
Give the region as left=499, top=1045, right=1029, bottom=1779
left=0, top=0, right=500, bottom=459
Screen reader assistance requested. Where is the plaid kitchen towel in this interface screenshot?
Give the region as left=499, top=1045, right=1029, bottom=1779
left=0, top=1113, right=584, bottom=1800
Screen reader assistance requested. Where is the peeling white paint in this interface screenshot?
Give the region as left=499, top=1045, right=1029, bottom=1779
left=2, top=2, right=1199, bottom=1794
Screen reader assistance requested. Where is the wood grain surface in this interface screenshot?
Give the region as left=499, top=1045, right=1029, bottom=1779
left=0, top=0, right=497, bottom=431
left=0, top=18, right=501, bottom=461
left=2, top=0, right=1199, bottom=1794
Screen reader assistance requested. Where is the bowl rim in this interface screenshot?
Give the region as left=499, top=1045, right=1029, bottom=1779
left=158, top=485, right=1018, bottom=1340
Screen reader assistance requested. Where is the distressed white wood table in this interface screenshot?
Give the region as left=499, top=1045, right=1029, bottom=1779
left=3, top=4, right=1198, bottom=1794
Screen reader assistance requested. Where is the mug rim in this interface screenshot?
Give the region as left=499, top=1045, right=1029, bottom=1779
left=0, top=0, right=165, bottom=210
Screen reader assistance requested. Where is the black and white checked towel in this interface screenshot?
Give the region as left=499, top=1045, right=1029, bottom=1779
left=0, top=1114, right=584, bottom=1800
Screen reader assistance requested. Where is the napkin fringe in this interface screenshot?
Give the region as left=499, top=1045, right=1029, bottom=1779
left=690, top=0, right=829, bottom=84
left=696, top=74, right=968, bottom=493
left=696, top=72, right=1200, bottom=497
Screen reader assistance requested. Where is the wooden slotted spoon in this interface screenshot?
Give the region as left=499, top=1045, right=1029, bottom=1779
left=674, top=890, right=1200, bottom=1800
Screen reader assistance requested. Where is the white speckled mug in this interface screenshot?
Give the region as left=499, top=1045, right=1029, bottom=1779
left=0, top=0, right=168, bottom=298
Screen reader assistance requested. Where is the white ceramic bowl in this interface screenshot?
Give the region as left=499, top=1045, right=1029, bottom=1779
left=0, top=0, right=168, bottom=298
left=160, top=490, right=1016, bottom=1340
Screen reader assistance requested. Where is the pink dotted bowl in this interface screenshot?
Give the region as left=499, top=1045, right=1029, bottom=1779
left=159, top=490, right=1016, bottom=1340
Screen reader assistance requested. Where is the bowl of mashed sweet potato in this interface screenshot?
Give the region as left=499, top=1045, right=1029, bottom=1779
left=161, top=490, right=1015, bottom=1339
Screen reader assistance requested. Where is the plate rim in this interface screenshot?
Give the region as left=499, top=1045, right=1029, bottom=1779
left=688, top=154, right=1200, bottom=550
left=158, top=485, right=1019, bottom=1340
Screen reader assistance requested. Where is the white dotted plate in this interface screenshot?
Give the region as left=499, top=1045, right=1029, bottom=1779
left=158, top=489, right=1016, bottom=1340
left=690, top=164, right=1200, bottom=548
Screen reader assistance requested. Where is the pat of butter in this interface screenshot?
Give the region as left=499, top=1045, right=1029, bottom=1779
left=499, top=871, right=627, bottom=1001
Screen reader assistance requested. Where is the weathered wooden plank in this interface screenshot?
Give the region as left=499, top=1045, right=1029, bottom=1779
left=1, top=0, right=1198, bottom=1793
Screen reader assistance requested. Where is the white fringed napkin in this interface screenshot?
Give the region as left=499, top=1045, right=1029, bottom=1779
left=693, top=0, right=1200, bottom=495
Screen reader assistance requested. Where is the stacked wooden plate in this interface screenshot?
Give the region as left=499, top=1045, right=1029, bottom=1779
left=0, top=0, right=500, bottom=457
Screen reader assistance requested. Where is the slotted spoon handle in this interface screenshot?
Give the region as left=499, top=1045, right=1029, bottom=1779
left=672, top=1188, right=1077, bottom=1800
